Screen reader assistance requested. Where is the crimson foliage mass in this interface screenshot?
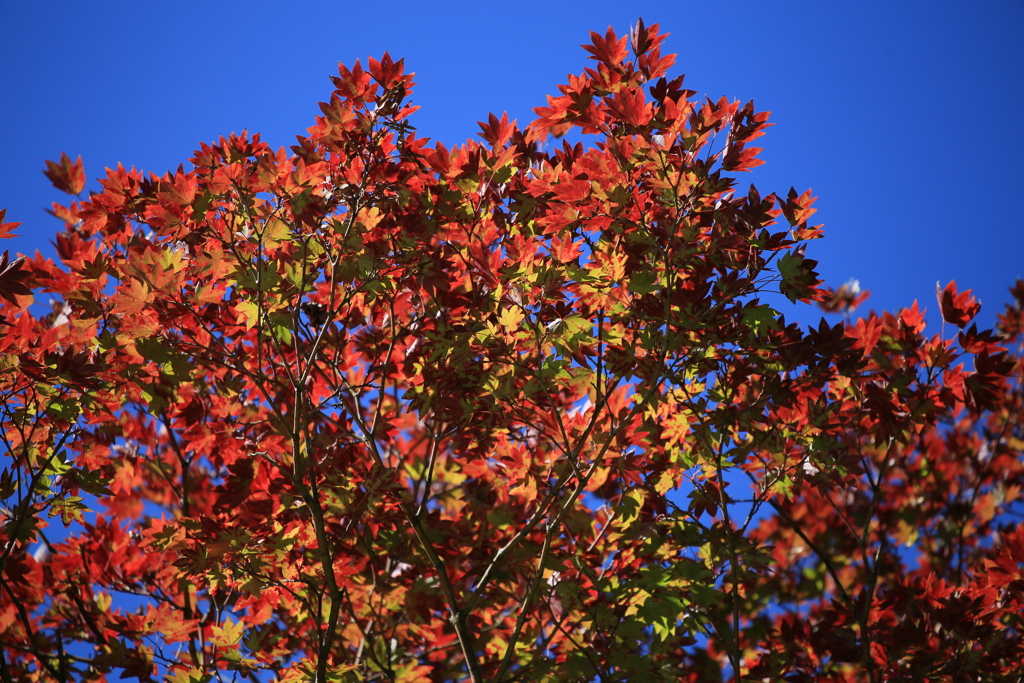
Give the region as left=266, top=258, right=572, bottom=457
left=1, top=21, right=1022, bottom=683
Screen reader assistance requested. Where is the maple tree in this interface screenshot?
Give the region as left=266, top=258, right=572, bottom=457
left=2, top=18, right=1023, bottom=683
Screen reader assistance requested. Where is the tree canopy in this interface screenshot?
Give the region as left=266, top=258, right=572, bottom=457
left=1, top=19, right=1022, bottom=683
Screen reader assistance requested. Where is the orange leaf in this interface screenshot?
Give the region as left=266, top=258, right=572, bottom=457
left=111, top=278, right=151, bottom=316
left=0, top=208, right=20, bottom=239
left=582, top=26, right=629, bottom=67
left=43, top=152, right=86, bottom=195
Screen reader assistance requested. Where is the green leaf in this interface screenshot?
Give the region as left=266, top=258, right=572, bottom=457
left=42, top=459, right=71, bottom=491
left=615, top=488, right=645, bottom=526
left=265, top=310, right=294, bottom=344
left=628, top=269, right=660, bottom=295
left=741, top=304, right=780, bottom=336
left=236, top=301, right=259, bottom=329
left=261, top=218, right=291, bottom=249
left=5, top=513, right=40, bottom=544
left=190, top=191, right=215, bottom=221
left=45, top=397, right=81, bottom=421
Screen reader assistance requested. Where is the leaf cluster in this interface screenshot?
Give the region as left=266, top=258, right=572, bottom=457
left=1, top=20, right=1022, bottom=683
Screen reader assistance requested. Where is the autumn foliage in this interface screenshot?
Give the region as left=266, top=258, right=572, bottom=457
left=2, top=19, right=1023, bottom=683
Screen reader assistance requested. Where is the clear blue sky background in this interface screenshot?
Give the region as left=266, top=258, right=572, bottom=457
left=2, top=0, right=1022, bottom=329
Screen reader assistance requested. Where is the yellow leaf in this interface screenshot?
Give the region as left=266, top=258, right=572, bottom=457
left=165, top=667, right=207, bottom=683
left=211, top=617, right=244, bottom=646
left=236, top=301, right=259, bottom=329
left=497, top=306, right=524, bottom=333
left=357, top=206, right=382, bottom=230
left=652, top=470, right=676, bottom=495
left=509, top=476, right=537, bottom=503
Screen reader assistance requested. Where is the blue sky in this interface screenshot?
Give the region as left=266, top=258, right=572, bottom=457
left=2, top=0, right=1022, bottom=329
